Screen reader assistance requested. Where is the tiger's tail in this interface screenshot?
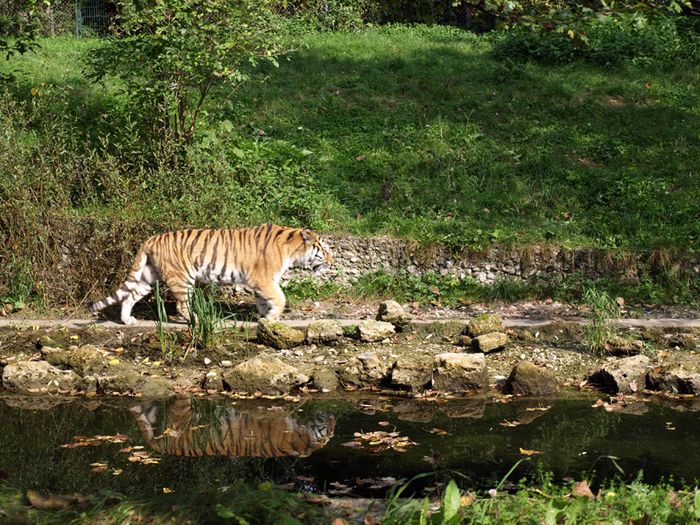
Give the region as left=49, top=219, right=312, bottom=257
left=87, top=245, right=150, bottom=313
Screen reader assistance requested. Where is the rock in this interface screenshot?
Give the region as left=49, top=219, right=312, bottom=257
left=376, top=300, right=412, bottom=328
left=646, top=367, right=700, bottom=395
left=338, top=352, right=391, bottom=388
left=202, top=369, right=225, bottom=391
left=605, top=336, right=644, bottom=356
left=458, top=335, right=473, bottom=347
left=37, top=335, right=59, bottom=349
left=2, top=361, right=81, bottom=394
left=668, top=334, right=697, bottom=350
left=587, top=355, right=650, bottom=394
left=356, top=320, right=395, bottom=343
left=504, top=361, right=557, bottom=396
left=311, top=367, right=339, bottom=392
left=220, top=360, right=234, bottom=368
left=63, top=345, right=113, bottom=376
left=432, top=353, right=487, bottom=392
left=257, top=320, right=306, bottom=349
left=465, top=314, right=503, bottom=337
left=40, top=346, right=71, bottom=367
left=390, top=357, right=433, bottom=391
left=222, top=355, right=309, bottom=394
left=306, top=320, right=344, bottom=344
left=472, top=332, right=509, bottom=353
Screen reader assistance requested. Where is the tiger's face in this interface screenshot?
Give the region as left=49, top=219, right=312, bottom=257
left=299, top=231, right=334, bottom=274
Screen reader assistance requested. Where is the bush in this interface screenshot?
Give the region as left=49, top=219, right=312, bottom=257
left=493, top=9, right=700, bottom=66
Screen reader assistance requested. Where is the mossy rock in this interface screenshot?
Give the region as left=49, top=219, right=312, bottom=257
left=257, top=320, right=305, bottom=349
left=465, top=314, right=504, bottom=337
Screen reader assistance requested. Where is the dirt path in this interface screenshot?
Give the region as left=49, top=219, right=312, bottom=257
left=1, top=316, right=699, bottom=330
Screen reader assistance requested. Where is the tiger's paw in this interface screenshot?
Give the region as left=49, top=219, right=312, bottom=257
left=122, top=316, right=138, bottom=326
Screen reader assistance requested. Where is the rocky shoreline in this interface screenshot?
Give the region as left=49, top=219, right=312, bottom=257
left=1, top=302, right=699, bottom=402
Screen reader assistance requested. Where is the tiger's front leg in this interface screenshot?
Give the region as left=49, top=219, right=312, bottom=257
left=253, top=282, right=286, bottom=321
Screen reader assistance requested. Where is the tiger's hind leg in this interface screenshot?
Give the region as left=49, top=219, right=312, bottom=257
left=167, top=278, right=195, bottom=323
left=120, top=264, right=157, bottom=325
left=252, top=282, right=286, bottom=321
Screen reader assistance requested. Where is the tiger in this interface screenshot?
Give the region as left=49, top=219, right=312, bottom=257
left=87, top=224, right=333, bottom=325
left=130, top=398, right=336, bottom=458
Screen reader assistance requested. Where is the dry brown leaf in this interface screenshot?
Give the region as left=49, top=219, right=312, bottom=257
left=572, top=480, right=595, bottom=500
left=518, top=448, right=542, bottom=456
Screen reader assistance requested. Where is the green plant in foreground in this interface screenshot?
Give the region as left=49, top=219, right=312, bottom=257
left=153, top=280, right=179, bottom=360
left=583, top=287, right=620, bottom=354
left=187, top=285, right=232, bottom=351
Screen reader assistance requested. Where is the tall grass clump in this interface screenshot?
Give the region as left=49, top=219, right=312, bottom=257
left=187, top=286, right=231, bottom=351
left=583, top=287, right=620, bottom=354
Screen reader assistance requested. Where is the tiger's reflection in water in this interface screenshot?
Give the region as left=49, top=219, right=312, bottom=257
left=129, top=398, right=336, bottom=458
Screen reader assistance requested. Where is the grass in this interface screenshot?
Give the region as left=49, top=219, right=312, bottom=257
left=282, top=268, right=699, bottom=308
left=381, top=475, right=700, bottom=525
left=1, top=25, right=699, bottom=306
left=4, top=475, right=699, bottom=525
left=0, top=480, right=324, bottom=524
left=583, top=287, right=621, bottom=354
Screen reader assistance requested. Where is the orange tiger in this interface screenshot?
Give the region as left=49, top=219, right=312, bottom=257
left=130, top=398, right=336, bottom=458
left=88, top=224, right=333, bottom=325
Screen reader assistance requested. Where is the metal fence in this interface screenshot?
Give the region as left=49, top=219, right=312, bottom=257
left=33, top=0, right=113, bottom=36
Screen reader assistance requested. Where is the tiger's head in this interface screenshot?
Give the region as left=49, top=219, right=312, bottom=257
left=298, top=230, right=334, bottom=275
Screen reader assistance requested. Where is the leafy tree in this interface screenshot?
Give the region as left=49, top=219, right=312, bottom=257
left=88, top=0, right=284, bottom=145
left=1, top=0, right=42, bottom=81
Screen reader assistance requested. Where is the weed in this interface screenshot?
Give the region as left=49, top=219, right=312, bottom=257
left=583, top=287, right=620, bottom=354
left=153, top=281, right=179, bottom=360
left=187, top=285, right=232, bottom=351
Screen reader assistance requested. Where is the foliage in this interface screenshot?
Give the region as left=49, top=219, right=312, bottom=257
left=1, top=26, right=699, bottom=307
left=153, top=280, right=180, bottom=359
left=0, top=254, right=37, bottom=310
left=380, top=476, right=700, bottom=524
left=493, top=2, right=700, bottom=65
left=87, top=0, right=285, bottom=145
left=0, top=0, right=42, bottom=82
left=275, top=0, right=376, bottom=31
left=187, top=285, right=231, bottom=350
left=583, top=287, right=620, bottom=353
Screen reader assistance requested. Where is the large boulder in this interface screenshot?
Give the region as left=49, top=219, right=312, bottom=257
left=310, top=367, right=339, bottom=392
left=587, top=355, right=650, bottom=394
left=504, top=361, right=557, bottom=396
left=376, top=301, right=412, bottom=328
left=356, top=321, right=396, bottom=343
left=257, top=320, right=305, bottom=349
left=222, top=355, right=309, bottom=394
left=306, top=320, right=344, bottom=344
left=465, top=314, right=503, bottom=337
left=647, top=367, right=700, bottom=395
left=390, top=356, right=433, bottom=391
left=472, top=332, right=509, bottom=353
left=2, top=361, right=81, bottom=394
left=338, top=352, right=391, bottom=388
left=432, top=353, right=488, bottom=392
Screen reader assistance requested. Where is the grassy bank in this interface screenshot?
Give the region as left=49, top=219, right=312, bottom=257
left=3, top=476, right=699, bottom=524
left=1, top=25, right=699, bottom=306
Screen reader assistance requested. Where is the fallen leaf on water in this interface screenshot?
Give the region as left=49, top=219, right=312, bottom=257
left=128, top=450, right=160, bottom=465
left=378, top=421, right=391, bottom=427
left=112, top=468, right=123, bottom=476
left=499, top=420, right=520, bottom=428
left=429, top=428, right=450, bottom=436
left=355, top=477, right=398, bottom=490
left=60, top=434, right=129, bottom=448
left=519, top=448, right=542, bottom=456
left=90, top=462, right=109, bottom=473
left=162, top=487, right=173, bottom=494
left=524, top=406, right=551, bottom=412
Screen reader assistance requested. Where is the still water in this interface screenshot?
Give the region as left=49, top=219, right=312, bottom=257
left=1, top=393, right=698, bottom=497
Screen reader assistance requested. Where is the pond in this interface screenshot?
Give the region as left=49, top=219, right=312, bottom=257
left=1, top=392, right=698, bottom=499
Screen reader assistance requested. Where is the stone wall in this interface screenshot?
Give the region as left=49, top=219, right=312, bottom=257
left=288, top=234, right=700, bottom=286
